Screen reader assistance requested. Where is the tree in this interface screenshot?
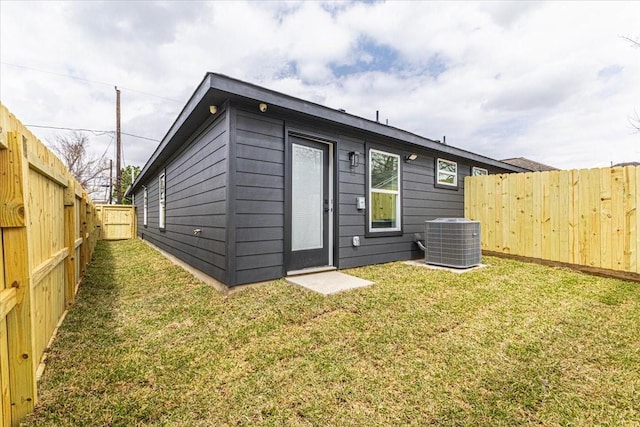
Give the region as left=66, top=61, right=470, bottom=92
left=630, top=110, right=640, bottom=133
left=50, top=132, right=109, bottom=198
left=113, top=165, right=141, bottom=205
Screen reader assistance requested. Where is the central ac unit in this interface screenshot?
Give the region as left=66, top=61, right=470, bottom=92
left=425, top=218, right=481, bottom=268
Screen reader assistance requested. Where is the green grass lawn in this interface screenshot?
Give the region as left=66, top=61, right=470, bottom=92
left=25, top=240, right=640, bottom=426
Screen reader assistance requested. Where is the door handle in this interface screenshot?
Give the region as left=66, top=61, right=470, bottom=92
left=324, top=208, right=330, bottom=212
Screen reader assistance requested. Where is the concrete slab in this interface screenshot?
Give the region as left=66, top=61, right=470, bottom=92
left=403, top=260, right=488, bottom=274
left=286, top=271, right=374, bottom=295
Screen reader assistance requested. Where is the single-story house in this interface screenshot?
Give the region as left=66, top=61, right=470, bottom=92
left=127, top=73, right=525, bottom=289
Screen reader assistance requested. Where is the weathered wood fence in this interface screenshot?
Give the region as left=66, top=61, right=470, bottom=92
left=465, top=166, right=639, bottom=278
left=0, top=104, right=99, bottom=425
left=96, top=204, right=136, bottom=240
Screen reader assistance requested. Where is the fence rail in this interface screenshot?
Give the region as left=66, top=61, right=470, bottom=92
left=0, top=104, right=99, bottom=426
left=464, top=166, right=639, bottom=277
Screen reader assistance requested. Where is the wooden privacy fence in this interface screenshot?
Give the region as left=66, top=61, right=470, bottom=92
left=96, top=204, right=136, bottom=240
left=0, top=104, right=99, bottom=426
left=465, top=166, right=639, bottom=278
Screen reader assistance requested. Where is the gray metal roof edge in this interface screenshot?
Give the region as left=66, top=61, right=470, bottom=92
left=129, top=72, right=525, bottom=195
left=204, top=73, right=525, bottom=173
left=128, top=73, right=213, bottom=194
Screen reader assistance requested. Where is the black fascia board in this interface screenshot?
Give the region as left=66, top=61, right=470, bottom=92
left=129, top=72, right=526, bottom=195
left=204, top=73, right=525, bottom=172
left=128, top=73, right=214, bottom=195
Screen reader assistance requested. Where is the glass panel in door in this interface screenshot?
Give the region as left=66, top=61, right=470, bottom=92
left=291, top=144, right=323, bottom=251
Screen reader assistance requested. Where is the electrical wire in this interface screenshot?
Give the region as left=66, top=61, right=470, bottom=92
left=24, top=124, right=111, bottom=137
left=121, top=135, right=126, bottom=168
left=23, top=124, right=160, bottom=142
left=1, top=61, right=184, bottom=103
left=101, top=134, right=114, bottom=159
left=121, top=132, right=159, bottom=142
left=98, top=134, right=115, bottom=165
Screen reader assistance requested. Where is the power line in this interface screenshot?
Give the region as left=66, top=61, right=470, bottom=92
left=98, top=134, right=115, bottom=164
left=24, top=124, right=111, bottom=136
left=23, top=124, right=160, bottom=142
left=122, top=131, right=159, bottom=142
left=1, top=61, right=184, bottom=103
left=116, top=86, right=122, bottom=203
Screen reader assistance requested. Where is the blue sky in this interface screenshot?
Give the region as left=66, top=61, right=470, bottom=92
left=1, top=0, right=638, bottom=173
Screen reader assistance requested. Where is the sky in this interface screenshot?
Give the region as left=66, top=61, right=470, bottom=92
left=1, top=0, right=639, bottom=177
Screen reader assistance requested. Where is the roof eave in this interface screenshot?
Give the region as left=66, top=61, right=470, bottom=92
left=129, top=73, right=526, bottom=195
left=129, top=73, right=213, bottom=194
left=204, top=73, right=525, bottom=172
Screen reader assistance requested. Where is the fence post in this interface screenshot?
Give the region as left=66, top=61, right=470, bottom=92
left=87, top=202, right=95, bottom=258
left=0, top=126, right=36, bottom=424
left=64, top=179, right=76, bottom=307
left=79, top=193, right=88, bottom=276
left=132, top=206, right=137, bottom=239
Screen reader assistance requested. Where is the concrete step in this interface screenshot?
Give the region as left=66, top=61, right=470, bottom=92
left=286, top=266, right=337, bottom=277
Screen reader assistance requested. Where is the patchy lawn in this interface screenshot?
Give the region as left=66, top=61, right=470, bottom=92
left=26, top=240, right=640, bottom=426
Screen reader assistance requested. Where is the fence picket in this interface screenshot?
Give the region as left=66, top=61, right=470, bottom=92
left=466, top=165, right=640, bottom=278
left=558, top=170, right=570, bottom=263
left=0, top=103, right=100, bottom=425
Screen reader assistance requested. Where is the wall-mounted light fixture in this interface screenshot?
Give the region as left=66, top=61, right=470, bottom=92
left=405, top=153, right=418, bottom=162
left=209, top=105, right=217, bottom=115
left=349, top=151, right=360, bottom=168
left=259, top=103, right=268, bottom=113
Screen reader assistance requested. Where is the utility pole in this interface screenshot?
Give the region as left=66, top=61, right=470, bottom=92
left=115, top=86, right=122, bottom=204
left=108, top=159, right=113, bottom=204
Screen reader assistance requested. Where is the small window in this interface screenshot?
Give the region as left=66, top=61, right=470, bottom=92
left=143, top=188, right=148, bottom=227
left=159, top=173, right=166, bottom=229
left=369, top=149, right=401, bottom=232
left=472, top=166, right=488, bottom=176
left=436, top=158, right=458, bottom=187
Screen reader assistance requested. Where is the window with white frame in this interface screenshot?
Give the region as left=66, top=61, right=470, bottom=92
left=436, top=158, right=458, bottom=187
left=143, top=187, right=148, bottom=226
left=159, top=173, right=166, bottom=229
left=472, top=166, right=488, bottom=176
left=369, top=149, right=401, bottom=232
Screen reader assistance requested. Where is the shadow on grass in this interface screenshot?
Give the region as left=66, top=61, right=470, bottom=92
left=64, top=240, right=122, bottom=342
left=27, top=239, right=218, bottom=425
left=26, top=241, right=127, bottom=423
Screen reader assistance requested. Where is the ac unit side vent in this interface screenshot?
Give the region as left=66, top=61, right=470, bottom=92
left=425, top=218, right=481, bottom=268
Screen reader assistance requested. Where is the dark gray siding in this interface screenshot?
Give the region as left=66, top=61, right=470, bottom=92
left=337, top=138, right=474, bottom=269
left=227, top=110, right=491, bottom=277
left=336, top=136, right=368, bottom=267
left=233, top=109, right=285, bottom=285
left=134, top=102, right=511, bottom=287
left=136, top=114, right=228, bottom=283
left=135, top=175, right=160, bottom=237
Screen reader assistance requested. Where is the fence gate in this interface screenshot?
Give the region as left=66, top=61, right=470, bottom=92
left=96, top=205, right=136, bottom=240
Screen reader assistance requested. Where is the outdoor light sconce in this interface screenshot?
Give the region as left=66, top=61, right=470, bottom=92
left=259, top=103, right=268, bottom=113
left=209, top=105, right=217, bottom=115
left=405, top=153, right=418, bottom=162
left=349, top=151, right=360, bottom=168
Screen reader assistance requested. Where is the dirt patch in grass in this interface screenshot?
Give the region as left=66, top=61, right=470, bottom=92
left=25, top=240, right=640, bottom=426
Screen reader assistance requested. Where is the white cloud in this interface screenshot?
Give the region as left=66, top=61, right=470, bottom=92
left=1, top=0, right=638, bottom=174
